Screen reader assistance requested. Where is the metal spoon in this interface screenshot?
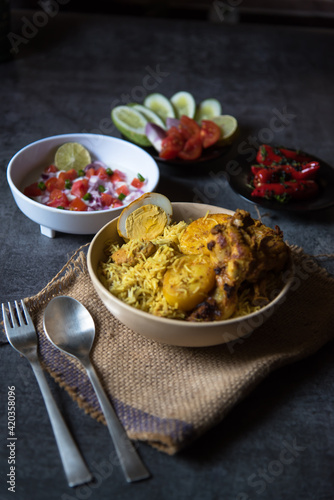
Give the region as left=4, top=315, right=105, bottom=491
left=43, top=296, right=150, bottom=483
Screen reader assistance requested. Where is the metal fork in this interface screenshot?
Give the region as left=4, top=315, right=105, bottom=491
left=1, top=300, right=93, bottom=487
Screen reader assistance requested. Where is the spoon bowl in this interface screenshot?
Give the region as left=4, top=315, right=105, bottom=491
left=43, top=295, right=150, bottom=483
left=43, top=296, right=95, bottom=359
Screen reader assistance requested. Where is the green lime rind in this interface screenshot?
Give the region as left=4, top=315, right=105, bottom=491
left=195, top=98, right=222, bottom=122
left=54, top=142, right=92, bottom=172
left=130, top=103, right=166, bottom=129
left=143, top=93, right=175, bottom=123
left=111, top=105, right=151, bottom=146
left=170, top=91, right=196, bottom=119
left=211, top=115, right=239, bottom=146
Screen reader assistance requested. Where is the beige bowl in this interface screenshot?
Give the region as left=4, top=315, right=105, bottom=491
left=87, top=203, right=293, bottom=347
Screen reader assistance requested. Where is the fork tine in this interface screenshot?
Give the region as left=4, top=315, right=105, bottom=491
left=20, top=300, right=33, bottom=326
left=14, top=300, right=26, bottom=327
left=7, top=302, right=18, bottom=328
left=1, top=303, right=11, bottom=332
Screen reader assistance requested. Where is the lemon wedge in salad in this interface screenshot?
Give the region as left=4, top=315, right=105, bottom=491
left=54, top=142, right=91, bottom=172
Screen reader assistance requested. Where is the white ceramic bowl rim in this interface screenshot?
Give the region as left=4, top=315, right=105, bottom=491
left=7, top=133, right=160, bottom=218
left=88, top=207, right=294, bottom=329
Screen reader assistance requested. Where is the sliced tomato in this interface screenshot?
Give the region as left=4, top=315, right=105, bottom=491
left=44, top=164, right=58, bottom=173
left=116, top=184, right=130, bottom=197
left=112, top=200, right=124, bottom=208
left=160, top=132, right=185, bottom=160
left=69, top=197, right=88, bottom=211
left=97, top=166, right=109, bottom=180
left=131, top=177, right=144, bottom=189
left=59, top=169, right=78, bottom=182
left=47, top=189, right=69, bottom=208
left=86, top=167, right=96, bottom=178
left=179, top=115, right=201, bottom=140
left=71, top=178, right=89, bottom=198
left=100, top=192, right=114, bottom=207
left=178, top=133, right=203, bottom=161
left=45, top=176, right=65, bottom=192
left=110, top=169, right=126, bottom=183
left=24, top=182, right=43, bottom=197
left=200, top=120, right=221, bottom=148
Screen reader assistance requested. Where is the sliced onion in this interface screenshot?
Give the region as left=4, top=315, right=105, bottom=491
left=145, top=123, right=166, bottom=152
left=166, top=117, right=180, bottom=129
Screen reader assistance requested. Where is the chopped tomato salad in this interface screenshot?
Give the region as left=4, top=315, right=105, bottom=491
left=24, top=161, right=147, bottom=211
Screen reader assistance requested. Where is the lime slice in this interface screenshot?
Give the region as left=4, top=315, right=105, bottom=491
left=143, top=93, right=175, bottom=123
left=170, top=91, right=196, bottom=119
left=130, top=103, right=166, bottom=129
left=111, top=105, right=151, bottom=146
left=212, top=115, right=239, bottom=146
left=195, top=98, right=222, bottom=121
left=54, top=142, right=91, bottom=172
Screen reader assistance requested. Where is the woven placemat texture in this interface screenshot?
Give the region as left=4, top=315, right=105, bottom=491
left=6, top=246, right=334, bottom=454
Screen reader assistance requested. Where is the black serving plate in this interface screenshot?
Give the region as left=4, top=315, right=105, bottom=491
left=228, top=148, right=334, bottom=212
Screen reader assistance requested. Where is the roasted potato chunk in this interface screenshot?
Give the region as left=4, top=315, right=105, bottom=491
left=162, top=255, right=216, bottom=311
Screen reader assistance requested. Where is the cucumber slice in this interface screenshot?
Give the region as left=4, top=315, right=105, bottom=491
left=143, top=93, right=175, bottom=123
left=211, top=115, right=238, bottom=146
left=111, top=105, right=151, bottom=146
left=195, top=98, right=222, bottom=121
left=130, top=103, right=166, bottom=129
left=170, top=91, right=196, bottom=119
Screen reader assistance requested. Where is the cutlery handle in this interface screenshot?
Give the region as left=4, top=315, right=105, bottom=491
left=84, top=362, right=150, bottom=483
left=30, top=359, right=93, bottom=487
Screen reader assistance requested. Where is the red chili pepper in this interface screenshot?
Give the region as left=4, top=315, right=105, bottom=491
left=256, top=145, right=282, bottom=165
left=252, top=162, right=320, bottom=185
left=256, top=145, right=315, bottom=165
left=251, top=180, right=319, bottom=201
left=276, top=147, right=314, bottom=163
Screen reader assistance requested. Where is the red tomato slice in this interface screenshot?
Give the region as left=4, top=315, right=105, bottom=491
left=178, top=133, right=203, bottom=161
left=179, top=115, right=201, bottom=140
left=47, top=189, right=69, bottom=208
left=131, top=177, right=144, bottom=189
left=44, top=164, right=58, bottom=173
left=116, top=184, right=130, bottom=197
left=160, top=133, right=185, bottom=160
left=59, top=169, right=78, bottom=182
left=71, top=178, right=89, bottom=198
left=24, top=182, right=43, bottom=197
left=200, top=120, right=221, bottom=148
left=97, top=166, right=109, bottom=180
left=100, top=192, right=113, bottom=206
left=45, top=177, right=65, bottom=192
left=110, top=169, right=126, bottom=183
left=86, top=167, right=96, bottom=178
left=69, top=197, right=88, bottom=211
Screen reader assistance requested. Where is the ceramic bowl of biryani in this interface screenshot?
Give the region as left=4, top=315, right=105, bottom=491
left=87, top=200, right=294, bottom=347
left=7, top=133, right=160, bottom=238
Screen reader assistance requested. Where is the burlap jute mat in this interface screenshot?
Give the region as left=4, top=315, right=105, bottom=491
left=3, top=245, right=334, bottom=454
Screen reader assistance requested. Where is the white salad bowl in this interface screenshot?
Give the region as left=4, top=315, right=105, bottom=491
left=87, top=202, right=294, bottom=347
left=7, top=133, right=160, bottom=238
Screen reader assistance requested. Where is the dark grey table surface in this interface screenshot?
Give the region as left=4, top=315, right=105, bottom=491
left=1, top=9, right=334, bottom=500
